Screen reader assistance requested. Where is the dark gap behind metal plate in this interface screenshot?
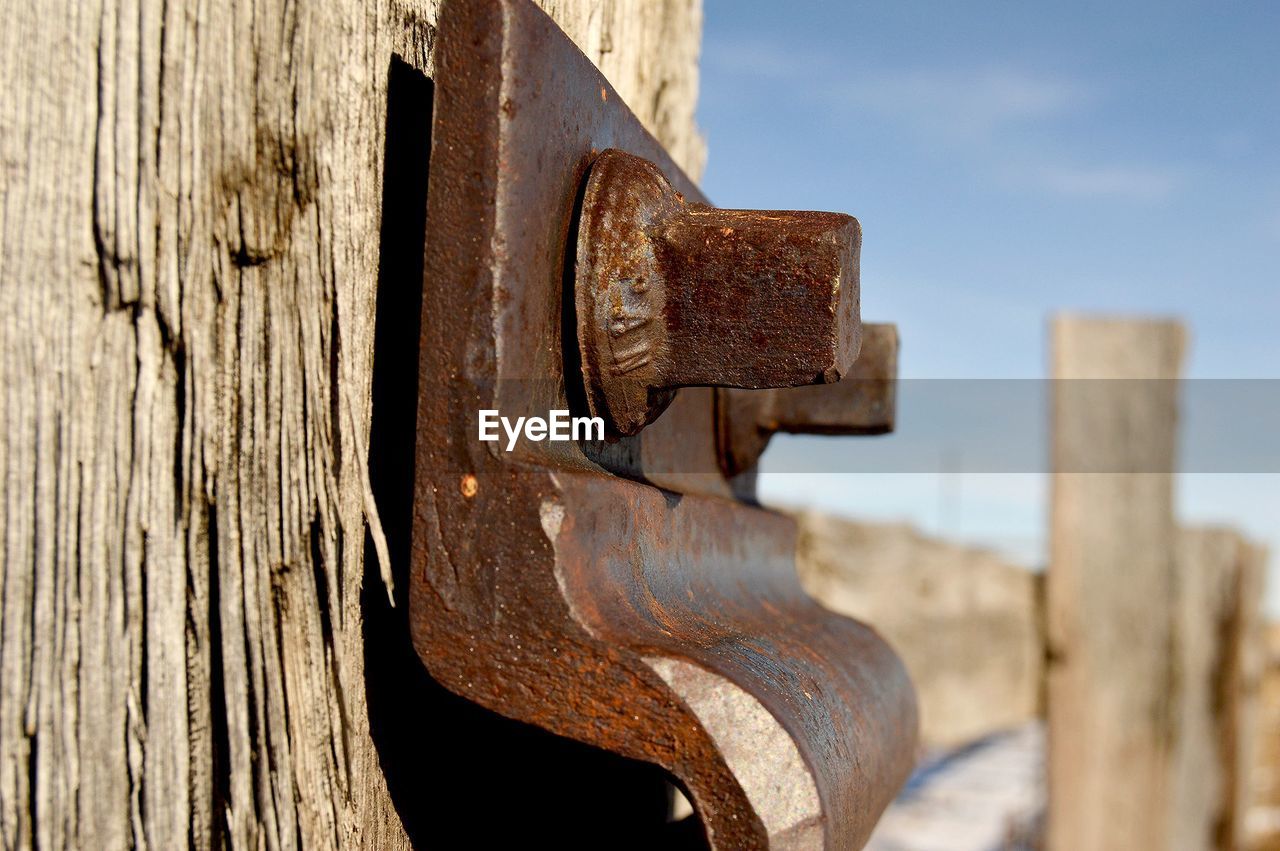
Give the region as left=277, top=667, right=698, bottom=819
left=362, top=53, right=708, bottom=849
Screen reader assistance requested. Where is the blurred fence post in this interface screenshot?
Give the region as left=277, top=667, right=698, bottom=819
left=794, top=514, right=1042, bottom=748
left=1254, top=626, right=1280, bottom=849
left=1046, top=315, right=1185, bottom=851
left=1171, top=529, right=1267, bottom=851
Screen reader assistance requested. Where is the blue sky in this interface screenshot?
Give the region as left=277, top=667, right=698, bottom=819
left=696, top=1, right=1280, bottom=611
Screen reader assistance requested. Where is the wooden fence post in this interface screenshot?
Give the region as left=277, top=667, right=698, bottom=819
left=0, top=1, right=704, bottom=847
left=1171, top=529, right=1267, bottom=851
left=1046, top=315, right=1185, bottom=851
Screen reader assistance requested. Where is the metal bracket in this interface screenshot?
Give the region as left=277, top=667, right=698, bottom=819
left=411, top=1, right=917, bottom=847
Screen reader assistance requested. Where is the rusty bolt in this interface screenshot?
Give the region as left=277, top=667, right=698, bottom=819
left=574, top=149, right=862, bottom=436
left=717, top=323, right=899, bottom=478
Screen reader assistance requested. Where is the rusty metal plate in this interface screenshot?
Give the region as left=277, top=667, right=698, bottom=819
left=411, top=1, right=918, bottom=847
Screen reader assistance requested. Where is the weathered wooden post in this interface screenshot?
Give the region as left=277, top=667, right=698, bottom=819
left=1254, top=626, right=1280, bottom=849
left=1047, top=316, right=1271, bottom=851
left=1171, top=529, right=1267, bottom=851
left=0, top=1, right=704, bottom=847
left=1046, top=315, right=1185, bottom=851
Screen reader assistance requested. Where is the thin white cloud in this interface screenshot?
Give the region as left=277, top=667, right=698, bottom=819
left=1029, top=164, right=1182, bottom=200
left=707, top=43, right=1087, bottom=140
left=703, top=37, right=812, bottom=81
left=832, top=66, right=1090, bottom=140
left=706, top=45, right=1185, bottom=204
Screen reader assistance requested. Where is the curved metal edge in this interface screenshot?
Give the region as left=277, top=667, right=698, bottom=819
left=546, top=471, right=919, bottom=850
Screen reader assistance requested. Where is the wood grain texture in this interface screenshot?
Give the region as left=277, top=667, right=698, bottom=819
left=1046, top=315, right=1185, bottom=851
left=0, top=0, right=704, bottom=847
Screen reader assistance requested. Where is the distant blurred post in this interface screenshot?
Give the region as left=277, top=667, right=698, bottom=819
left=1046, top=316, right=1270, bottom=851
left=1171, top=528, right=1267, bottom=851
left=795, top=515, right=1042, bottom=748
left=1046, top=316, right=1185, bottom=850
left=1255, top=627, right=1280, bottom=850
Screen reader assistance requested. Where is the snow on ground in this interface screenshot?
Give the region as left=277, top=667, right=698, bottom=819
left=866, top=722, right=1045, bottom=851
